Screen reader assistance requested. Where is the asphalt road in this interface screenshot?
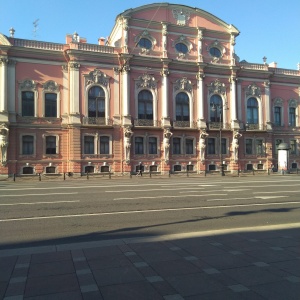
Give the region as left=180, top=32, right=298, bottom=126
left=0, top=175, right=300, bottom=249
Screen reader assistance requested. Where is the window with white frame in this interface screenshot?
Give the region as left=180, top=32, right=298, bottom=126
left=84, top=136, right=95, bottom=154
left=247, top=97, right=258, bottom=124
left=138, top=90, right=153, bottom=120
left=255, top=139, right=264, bottom=155
left=172, top=137, right=181, bottom=154
left=100, top=136, right=110, bottom=154
left=88, top=86, right=105, bottom=118
left=45, top=136, right=57, bottom=155
left=135, top=137, right=144, bottom=154
left=22, top=91, right=34, bottom=117
left=185, top=138, right=194, bottom=154
left=290, top=139, right=297, bottom=154
left=45, top=93, right=57, bottom=117
left=274, top=106, right=282, bottom=126
left=148, top=137, right=157, bottom=155
left=210, top=95, right=222, bottom=122
left=175, top=92, right=189, bottom=121
left=245, top=138, right=253, bottom=155
left=207, top=138, right=216, bottom=154
left=22, top=135, right=34, bottom=155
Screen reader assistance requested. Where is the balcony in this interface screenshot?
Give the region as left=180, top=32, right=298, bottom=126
left=134, top=119, right=160, bottom=127
left=173, top=121, right=197, bottom=129
left=82, top=117, right=113, bottom=126
left=244, top=123, right=267, bottom=131
left=208, top=122, right=231, bottom=130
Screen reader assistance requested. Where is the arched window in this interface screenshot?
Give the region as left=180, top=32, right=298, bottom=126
left=247, top=97, right=258, bottom=124
left=138, top=90, right=153, bottom=120
left=175, top=92, right=189, bottom=121
left=88, top=86, right=105, bottom=118
left=138, top=38, right=152, bottom=50
left=289, top=107, right=296, bottom=126
left=210, top=95, right=222, bottom=122
left=175, top=43, right=188, bottom=54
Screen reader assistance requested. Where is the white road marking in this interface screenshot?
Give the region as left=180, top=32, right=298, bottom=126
left=255, top=196, right=287, bottom=200
left=113, top=194, right=226, bottom=201
left=1, top=201, right=299, bottom=222
left=253, top=190, right=300, bottom=194
left=0, top=200, right=80, bottom=206
left=223, top=189, right=251, bottom=192
left=0, top=192, right=78, bottom=197
left=106, top=187, right=205, bottom=193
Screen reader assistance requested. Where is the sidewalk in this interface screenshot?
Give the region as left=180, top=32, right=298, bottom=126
left=0, top=224, right=300, bottom=300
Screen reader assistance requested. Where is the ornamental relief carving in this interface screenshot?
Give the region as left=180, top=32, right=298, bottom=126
left=289, top=99, right=298, bottom=108
left=43, top=80, right=59, bottom=92
left=172, top=8, right=191, bottom=26
left=174, top=77, right=193, bottom=93
left=135, top=74, right=157, bottom=90
left=84, top=69, right=109, bottom=87
left=273, top=97, right=283, bottom=106
left=208, top=79, right=226, bottom=95
left=245, top=83, right=261, bottom=98
left=19, top=79, right=37, bottom=91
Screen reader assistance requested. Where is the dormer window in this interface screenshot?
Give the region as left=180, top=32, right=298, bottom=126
left=138, top=38, right=152, bottom=50
left=175, top=43, right=188, bottom=54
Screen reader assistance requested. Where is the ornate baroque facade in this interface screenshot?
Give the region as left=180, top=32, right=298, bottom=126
left=0, top=3, right=299, bottom=177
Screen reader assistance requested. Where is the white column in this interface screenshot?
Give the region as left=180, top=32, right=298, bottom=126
left=69, top=61, right=81, bottom=124
left=230, top=35, right=236, bottom=65
left=197, top=28, right=203, bottom=62
left=7, top=60, right=16, bottom=122
left=230, top=76, right=237, bottom=121
left=264, top=81, right=272, bottom=130
left=162, top=23, right=168, bottom=58
left=237, top=79, right=242, bottom=121
left=0, top=57, right=8, bottom=113
left=160, top=68, right=170, bottom=127
left=122, top=65, right=130, bottom=123
left=61, top=65, right=69, bottom=124
left=196, top=72, right=206, bottom=128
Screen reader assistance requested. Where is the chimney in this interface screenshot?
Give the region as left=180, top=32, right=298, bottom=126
left=98, top=37, right=106, bottom=45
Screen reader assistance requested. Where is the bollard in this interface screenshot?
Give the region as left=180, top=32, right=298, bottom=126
left=63, top=172, right=66, bottom=180
left=13, top=173, right=16, bottom=182
left=150, top=171, right=152, bottom=178
left=186, top=169, right=189, bottom=177
left=38, top=173, right=41, bottom=181
left=252, top=169, right=255, bottom=176
left=169, top=170, right=171, bottom=178
left=87, top=172, right=89, bottom=180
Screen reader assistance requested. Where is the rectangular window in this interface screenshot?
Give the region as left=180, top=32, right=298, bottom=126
left=22, top=135, right=34, bottom=155
left=290, top=140, right=296, bottom=154
left=289, top=107, right=296, bottom=126
left=148, top=137, right=157, bottom=154
left=84, top=136, right=94, bottom=154
left=256, top=139, right=264, bottom=155
left=46, top=136, right=57, bottom=154
left=245, top=139, right=253, bottom=155
left=221, top=138, right=226, bottom=155
left=100, top=136, right=109, bottom=154
left=274, top=107, right=281, bottom=126
left=22, top=91, right=34, bottom=117
left=135, top=137, right=144, bottom=154
left=173, top=137, right=181, bottom=154
left=207, top=138, right=215, bottom=154
left=185, top=138, right=193, bottom=154
left=45, top=93, right=57, bottom=117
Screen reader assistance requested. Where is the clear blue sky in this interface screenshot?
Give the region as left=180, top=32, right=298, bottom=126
left=1, top=0, right=299, bottom=70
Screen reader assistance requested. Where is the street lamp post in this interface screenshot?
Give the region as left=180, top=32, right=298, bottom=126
left=211, top=103, right=225, bottom=176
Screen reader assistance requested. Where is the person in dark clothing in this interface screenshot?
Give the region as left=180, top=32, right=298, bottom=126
left=137, top=162, right=143, bottom=176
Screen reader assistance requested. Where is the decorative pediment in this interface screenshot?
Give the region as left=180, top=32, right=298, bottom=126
left=172, top=8, right=191, bottom=26
left=84, top=69, right=109, bottom=87
left=273, top=97, right=283, bottom=106
left=135, top=74, right=157, bottom=90
left=246, top=83, right=261, bottom=98
left=43, top=80, right=59, bottom=92
left=289, top=99, right=298, bottom=107
left=19, top=79, right=37, bottom=91
left=208, top=79, right=226, bottom=95
left=174, top=77, right=193, bottom=93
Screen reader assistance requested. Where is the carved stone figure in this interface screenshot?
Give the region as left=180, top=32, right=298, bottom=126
left=0, top=124, right=9, bottom=166
left=124, top=127, right=133, bottom=163
left=232, top=130, right=242, bottom=162
left=163, top=128, right=173, bottom=163
left=199, top=130, right=208, bottom=162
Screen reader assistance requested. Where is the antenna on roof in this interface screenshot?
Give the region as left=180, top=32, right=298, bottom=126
left=33, top=19, right=39, bottom=39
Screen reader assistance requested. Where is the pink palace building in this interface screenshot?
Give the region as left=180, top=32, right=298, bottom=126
left=0, top=3, right=299, bottom=178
